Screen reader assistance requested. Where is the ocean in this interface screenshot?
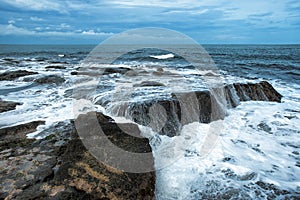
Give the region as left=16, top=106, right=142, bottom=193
left=0, top=44, right=299, bottom=199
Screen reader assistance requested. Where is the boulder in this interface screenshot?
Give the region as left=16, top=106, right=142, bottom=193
left=0, top=70, right=38, bottom=81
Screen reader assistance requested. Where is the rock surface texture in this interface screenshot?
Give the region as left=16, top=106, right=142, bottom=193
left=0, top=112, right=155, bottom=200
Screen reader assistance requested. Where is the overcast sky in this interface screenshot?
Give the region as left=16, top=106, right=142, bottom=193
left=0, top=0, right=299, bottom=44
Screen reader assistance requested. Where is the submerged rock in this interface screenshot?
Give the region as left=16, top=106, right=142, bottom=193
left=0, top=99, right=22, bottom=113
left=0, top=70, right=38, bottom=81
left=34, top=75, right=65, bottom=85
left=0, top=113, right=155, bottom=199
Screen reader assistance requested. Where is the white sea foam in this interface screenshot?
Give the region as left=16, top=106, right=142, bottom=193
left=150, top=53, right=175, bottom=59
left=150, top=82, right=300, bottom=199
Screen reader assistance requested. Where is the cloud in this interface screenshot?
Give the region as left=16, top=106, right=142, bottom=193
left=1, top=0, right=65, bottom=12
left=1, top=24, right=34, bottom=35
left=82, top=30, right=114, bottom=36
left=8, top=20, right=16, bottom=24
left=0, top=24, right=114, bottom=37
left=30, top=16, right=44, bottom=21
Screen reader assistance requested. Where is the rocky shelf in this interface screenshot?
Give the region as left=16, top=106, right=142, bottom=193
left=0, top=112, right=155, bottom=200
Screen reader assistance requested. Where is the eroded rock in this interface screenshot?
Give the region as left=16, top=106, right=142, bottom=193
left=0, top=113, right=155, bottom=199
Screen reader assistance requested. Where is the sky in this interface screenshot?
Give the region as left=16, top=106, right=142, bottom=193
left=0, top=0, right=299, bottom=44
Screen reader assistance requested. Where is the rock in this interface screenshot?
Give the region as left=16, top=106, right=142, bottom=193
left=134, top=81, right=166, bottom=87
left=0, top=99, right=22, bottom=113
left=45, top=65, right=66, bottom=70
left=0, top=121, right=45, bottom=150
left=0, top=70, right=38, bottom=81
left=128, top=90, right=225, bottom=136
left=225, top=81, right=282, bottom=107
left=34, top=75, right=65, bottom=85
left=103, top=67, right=131, bottom=75
left=107, top=81, right=281, bottom=137
left=70, top=71, right=78, bottom=75
left=0, top=113, right=155, bottom=199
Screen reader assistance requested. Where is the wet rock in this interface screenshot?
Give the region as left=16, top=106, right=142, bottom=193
left=103, top=67, right=131, bottom=75
left=0, top=121, right=45, bottom=150
left=34, top=75, right=65, bottom=85
left=45, top=65, right=66, bottom=70
left=102, top=81, right=281, bottom=137
left=0, top=70, right=38, bottom=81
left=128, top=90, right=226, bottom=137
left=225, top=81, right=282, bottom=107
left=0, top=113, right=155, bottom=199
left=134, top=81, right=166, bottom=87
left=0, top=99, right=22, bottom=113
left=70, top=71, right=78, bottom=75
left=257, top=122, right=272, bottom=133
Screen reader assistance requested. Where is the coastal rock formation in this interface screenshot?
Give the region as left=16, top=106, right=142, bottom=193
left=109, top=81, right=282, bottom=137
left=0, top=70, right=38, bottom=81
left=34, top=75, right=66, bottom=85
left=0, top=112, right=155, bottom=199
left=0, top=99, right=22, bottom=113
left=225, top=81, right=282, bottom=107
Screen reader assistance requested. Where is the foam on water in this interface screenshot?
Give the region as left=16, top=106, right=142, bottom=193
left=150, top=81, right=300, bottom=199
left=150, top=53, right=175, bottom=59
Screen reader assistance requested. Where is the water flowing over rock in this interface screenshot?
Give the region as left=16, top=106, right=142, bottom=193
left=0, top=112, right=155, bottom=199
left=105, top=81, right=282, bottom=137
left=225, top=81, right=282, bottom=108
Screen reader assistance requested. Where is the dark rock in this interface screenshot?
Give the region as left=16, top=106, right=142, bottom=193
left=134, top=81, right=166, bottom=87
left=0, top=70, right=38, bottom=81
left=0, top=121, right=45, bottom=149
left=34, top=75, right=65, bottom=85
left=45, top=65, right=66, bottom=70
left=125, top=90, right=226, bottom=137
left=257, top=122, right=272, bottom=133
left=103, top=67, right=131, bottom=75
left=0, top=113, right=155, bottom=199
left=70, top=71, right=78, bottom=75
left=107, top=81, right=281, bottom=137
left=0, top=99, right=22, bottom=113
left=225, top=81, right=282, bottom=108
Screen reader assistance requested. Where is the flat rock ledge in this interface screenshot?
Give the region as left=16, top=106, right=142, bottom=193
left=0, top=112, right=155, bottom=200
